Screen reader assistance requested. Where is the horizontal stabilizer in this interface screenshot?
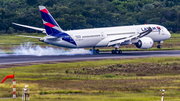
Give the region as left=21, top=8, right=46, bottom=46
left=45, top=36, right=59, bottom=40
left=12, top=22, right=46, bottom=33
left=16, top=35, right=42, bottom=39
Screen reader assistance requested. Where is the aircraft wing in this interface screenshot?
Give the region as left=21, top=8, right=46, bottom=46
left=108, top=27, right=152, bottom=46
left=12, top=22, right=46, bottom=33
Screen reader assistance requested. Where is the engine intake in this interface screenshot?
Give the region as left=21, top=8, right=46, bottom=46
left=135, top=37, right=154, bottom=49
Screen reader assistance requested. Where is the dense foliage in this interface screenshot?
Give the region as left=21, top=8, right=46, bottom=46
left=0, top=0, right=180, bottom=33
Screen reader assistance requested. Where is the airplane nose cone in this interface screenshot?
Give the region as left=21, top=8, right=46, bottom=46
left=167, top=31, right=171, bottom=39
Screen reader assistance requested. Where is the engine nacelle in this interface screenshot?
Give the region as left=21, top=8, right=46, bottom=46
left=135, top=37, right=154, bottom=49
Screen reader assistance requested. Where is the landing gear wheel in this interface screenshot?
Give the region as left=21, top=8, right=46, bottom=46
left=111, top=50, right=114, bottom=54
left=111, top=50, right=116, bottom=54
left=90, top=48, right=100, bottom=54
left=157, top=45, right=161, bottom=49
left=96, top=49, right=100, bottom=54
left=118, top=50, right=122, bottom=54
left=112, top=50, right=121, bottom=54
left=114, top=50, right=118, bottom=54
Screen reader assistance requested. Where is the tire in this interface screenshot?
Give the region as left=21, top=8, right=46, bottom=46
left=114, top=50, right=117, bottom=54
left=157, top=45, right=161, bottom=49
left=118, top=50, right=122, bottom=54
left=96, top=49, right=100, bottom=54
left=111, top=50, right=114, bottom=54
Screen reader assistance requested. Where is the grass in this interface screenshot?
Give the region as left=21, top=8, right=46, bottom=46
left=0, top=57, right=180, bottom=100
left=1, top=92, right=180, bottom=101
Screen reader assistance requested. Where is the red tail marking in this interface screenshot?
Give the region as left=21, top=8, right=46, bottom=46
left=44, top=23, right=55, bottom=27
left=41, top=9, right=49, bottom=14
left=157, top=26, right=161, bottom=30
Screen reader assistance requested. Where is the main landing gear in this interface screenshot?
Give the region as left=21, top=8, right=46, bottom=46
left=90, top=47, right=122, bottom=54
left=90, top=47, right=99, bottom=54
left=111, top=48, right=122, bottom=54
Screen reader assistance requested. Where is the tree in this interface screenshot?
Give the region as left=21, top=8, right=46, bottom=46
left=26, top=0, right=37, bottom=6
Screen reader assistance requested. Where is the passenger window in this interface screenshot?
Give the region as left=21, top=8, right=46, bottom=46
left=75, top=35, right=81, bottom=38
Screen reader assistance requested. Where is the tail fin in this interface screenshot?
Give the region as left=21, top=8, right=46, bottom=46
left=39, top=6, right=64, bottom=36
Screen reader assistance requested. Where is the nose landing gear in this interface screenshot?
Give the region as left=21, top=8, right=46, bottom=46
left=157, top=45, right=161, bottom=49
left=157, top=41, right=163, bottom=49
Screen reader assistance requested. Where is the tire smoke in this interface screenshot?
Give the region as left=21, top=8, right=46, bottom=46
left=13, top=42, right=92, bottom=56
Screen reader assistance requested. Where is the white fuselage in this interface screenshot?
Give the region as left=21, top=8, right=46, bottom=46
left=43, top=24, right=171, bottom=48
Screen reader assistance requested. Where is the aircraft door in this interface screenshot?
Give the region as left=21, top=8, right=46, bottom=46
left=136, top=29, right=140, bottom=34
left=160, top=28, right=165, bottom=35
left=101, top=32, right=105, bottom=39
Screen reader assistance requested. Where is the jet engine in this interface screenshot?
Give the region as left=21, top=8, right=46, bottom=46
left=135, top=37, right=154, bottom=49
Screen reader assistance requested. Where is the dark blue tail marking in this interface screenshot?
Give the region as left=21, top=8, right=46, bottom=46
left=41, top=12, right=58, bottom=26
left=44, top=26, right=76, bottom=45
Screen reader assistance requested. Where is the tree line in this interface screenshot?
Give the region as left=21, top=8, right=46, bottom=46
left=0, top=0, right=180, bottom=34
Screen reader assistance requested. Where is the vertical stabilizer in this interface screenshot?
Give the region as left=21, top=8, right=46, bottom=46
left=39, top=6, right=64, bottom=36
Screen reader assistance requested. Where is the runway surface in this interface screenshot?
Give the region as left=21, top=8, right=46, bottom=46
left=0, top=50, right=180, bottom=65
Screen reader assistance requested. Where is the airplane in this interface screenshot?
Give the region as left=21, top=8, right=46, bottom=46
left=13, top=6, right=171, bottom=54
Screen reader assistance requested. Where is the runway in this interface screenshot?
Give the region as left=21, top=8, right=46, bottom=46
left=0, top=50, right=180, bottom=65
